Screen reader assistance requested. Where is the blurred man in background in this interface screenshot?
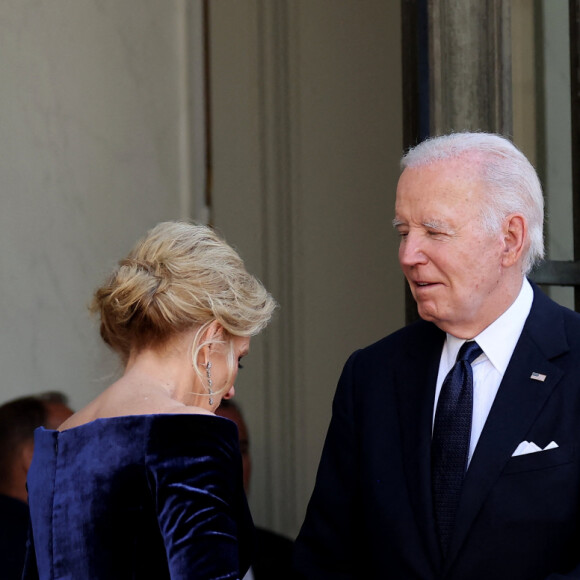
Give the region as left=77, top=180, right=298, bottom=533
left=0, top=392, right=73, bottom=579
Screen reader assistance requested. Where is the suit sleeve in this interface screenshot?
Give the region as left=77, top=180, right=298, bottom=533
left=293, top=351, right=362, bottom=580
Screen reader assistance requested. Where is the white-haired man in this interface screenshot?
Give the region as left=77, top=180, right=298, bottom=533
left=295, top=133, right=580, bottom=579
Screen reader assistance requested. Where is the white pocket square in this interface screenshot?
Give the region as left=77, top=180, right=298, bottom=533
left=512, top=440, right=559, bottom=457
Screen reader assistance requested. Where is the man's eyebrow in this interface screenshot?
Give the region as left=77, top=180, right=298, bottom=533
left=423, top=220, right=456, bottom=234
left=392, top=218, right=457, bottom=236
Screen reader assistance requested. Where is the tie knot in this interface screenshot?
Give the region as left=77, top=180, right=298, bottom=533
left=456, top=341, right=482, bottom=365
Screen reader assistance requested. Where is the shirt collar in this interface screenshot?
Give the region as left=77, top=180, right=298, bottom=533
left=445, top=278, right=534, bottom=375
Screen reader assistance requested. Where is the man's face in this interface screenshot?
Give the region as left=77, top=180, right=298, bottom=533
left=394, top=158, right=510, bottom=338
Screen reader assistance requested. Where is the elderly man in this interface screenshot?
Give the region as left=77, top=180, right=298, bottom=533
left=294, top=133, right=580, bottom=579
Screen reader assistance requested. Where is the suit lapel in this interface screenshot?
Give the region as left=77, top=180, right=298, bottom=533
left=395, top=322, right=446, bottom=571
left=443, top=286, right=568, bottom=571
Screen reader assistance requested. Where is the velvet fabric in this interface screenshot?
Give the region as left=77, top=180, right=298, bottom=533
left=24, top=414, right=253, bottom=579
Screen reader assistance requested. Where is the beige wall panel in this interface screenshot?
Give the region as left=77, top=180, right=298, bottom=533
left=293, top=0, right=404, bottom=531
left=210, top=0, right=404, bottom=537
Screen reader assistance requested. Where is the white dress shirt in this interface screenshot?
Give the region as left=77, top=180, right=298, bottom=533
left=433, top=278, right=534, bottom=463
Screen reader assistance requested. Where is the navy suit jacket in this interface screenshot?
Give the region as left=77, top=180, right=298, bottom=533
left=294, top=283, right=580, bottom=579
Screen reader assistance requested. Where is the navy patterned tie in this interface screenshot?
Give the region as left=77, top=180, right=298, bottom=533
left=432, top=340, right=482, bottom=554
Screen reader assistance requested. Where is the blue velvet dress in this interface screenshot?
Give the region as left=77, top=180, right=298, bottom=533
left=23, top=414, right=253, bottom=579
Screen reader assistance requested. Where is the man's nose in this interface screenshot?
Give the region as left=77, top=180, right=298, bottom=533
left=399, top=232, right=428, bottom=266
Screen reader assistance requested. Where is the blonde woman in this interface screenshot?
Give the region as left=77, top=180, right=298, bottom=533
left=24, top=222, right=276, bottom=579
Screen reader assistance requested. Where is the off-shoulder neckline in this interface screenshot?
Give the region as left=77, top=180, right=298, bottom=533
left=39, top=413, right=232, bottom=435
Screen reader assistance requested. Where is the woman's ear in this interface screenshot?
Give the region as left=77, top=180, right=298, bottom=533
left=197, top=321, right=225, bottom=366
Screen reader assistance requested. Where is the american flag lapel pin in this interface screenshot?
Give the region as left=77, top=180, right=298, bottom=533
left=530, top=372, right=547, bottom=382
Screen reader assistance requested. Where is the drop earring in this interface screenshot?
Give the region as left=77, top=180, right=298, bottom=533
left=206, top=361, right=214, bottom=406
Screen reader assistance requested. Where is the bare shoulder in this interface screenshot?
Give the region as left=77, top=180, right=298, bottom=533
left=57, top=378, right=217, bottom=432
left=57, top=401, right=102, bottom=431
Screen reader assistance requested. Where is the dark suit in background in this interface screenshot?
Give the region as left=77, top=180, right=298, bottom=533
left=253, top=527, right=295, bottom=580
left=0, top=494, right=29, bottom=580
left=294, top=132, right=580, bottom=579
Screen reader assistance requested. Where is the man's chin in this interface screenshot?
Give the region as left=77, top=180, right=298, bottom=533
left=415, top=306, right=448, bottom=330
left=415, top=304, right=436, bottom=323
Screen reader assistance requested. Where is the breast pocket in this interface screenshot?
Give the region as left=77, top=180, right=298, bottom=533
left=503, top=445, right=574, bottom=474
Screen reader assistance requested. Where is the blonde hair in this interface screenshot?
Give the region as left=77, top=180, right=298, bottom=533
left=91, top=221, right=277, bottom=367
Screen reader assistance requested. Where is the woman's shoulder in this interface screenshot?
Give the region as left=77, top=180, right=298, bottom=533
left=144, top=412, right=239, bottom=450
left=56, top=382, right=220, bottom=433
left=36, top=412, right=238, bottom=452
left=37, top=413, right=239, bottom=470
left=50, top=384, right=240, bottom=457
left=54, top=411, right=235, bottom=437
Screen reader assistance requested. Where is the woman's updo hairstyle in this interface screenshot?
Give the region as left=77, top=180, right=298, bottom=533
left=91, top=221, right=276, bottom=364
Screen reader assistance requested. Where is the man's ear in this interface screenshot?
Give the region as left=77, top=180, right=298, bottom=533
left=501, top=214, right=527, bottom=268
left=19, top=440, right=35, bottom=472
